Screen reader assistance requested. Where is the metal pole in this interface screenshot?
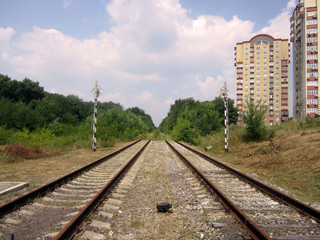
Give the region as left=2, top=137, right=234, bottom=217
left=219, top=82, right=230, bottom=153
left=91, top=81, right=103, bottom=151
left=224, top=92, right=229, bottom=153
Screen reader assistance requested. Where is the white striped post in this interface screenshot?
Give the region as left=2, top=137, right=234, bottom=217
left=219, top=82, right=230, bottom=153
left=91, top=81, right=103, bottom=151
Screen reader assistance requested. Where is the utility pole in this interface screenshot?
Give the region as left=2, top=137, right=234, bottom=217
left=218, top=82, right=230, bottom=153
left=91, top=81, right=103, bottom=151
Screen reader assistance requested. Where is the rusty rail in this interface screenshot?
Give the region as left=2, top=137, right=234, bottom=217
left=54, top=140, right=150, bottom=240
left=175, top=140, right=320, bottom=223
left=166, top=140, right=271, bottom=240
left=0, top=140, right=141, bottom=218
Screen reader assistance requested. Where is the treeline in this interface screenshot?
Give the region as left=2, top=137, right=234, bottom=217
left=0, top=74, right=155, bottom=146
left=159, top=97, right=238, bottom=144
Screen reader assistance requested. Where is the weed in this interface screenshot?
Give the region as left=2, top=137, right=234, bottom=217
left=130, top=218, right=145, bottom=228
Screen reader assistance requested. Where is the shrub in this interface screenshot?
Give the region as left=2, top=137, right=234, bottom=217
left=171, top=118, right=199, bottom=145
left=243, top=99, right=268, bottom=142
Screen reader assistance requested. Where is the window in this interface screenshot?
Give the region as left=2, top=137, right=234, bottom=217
left=307, top=89, right=318, bottom=95
left=307, top=81, right=318, bottom=86
left=307, top=28, right=318, bottom=34
left=307, top=19, right=318, bottom=25
left=307, top=98, right=318, bottom=104
left=307, top=72, right=318, bottom=77
left=307, top=63, right=318, bottom=69
left=307, top=37, right=317, bottom=42
left=307, top=11, right=317, bottom=17
left=307, top=46, right=318, bottom=51
left=307, top=54, right=318, bottom=60
left=307, top=108, right=318, bottom=114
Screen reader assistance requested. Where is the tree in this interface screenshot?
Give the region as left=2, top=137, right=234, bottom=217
left=242, top=98, right=268, bottom=142
left=0, top=75, right=45, bottom=103
left=212, top=97, right=238, bottom=125
left=171, top=118, right=199, bottom=145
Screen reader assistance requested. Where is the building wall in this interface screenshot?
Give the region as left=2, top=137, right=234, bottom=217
left=291, top=0, right=319, bottom=118
left=235, top=34, right=290, bottom=125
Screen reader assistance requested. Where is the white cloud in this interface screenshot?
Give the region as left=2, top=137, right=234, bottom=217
left=259, top=0, right=295, bottom=39
left=0, top=0, right=294, bottom=125
left=101, top=92, right=127, bottom=105
left=196, top=75, right=226, bottom=99
left=63, top=0, right=73, bottom=9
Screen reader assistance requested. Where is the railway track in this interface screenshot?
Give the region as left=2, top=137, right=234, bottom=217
left=167, top=140, right=320, bottom=240
left=0, top=140, right=149, bottom=239
left=1, top=140, right=319, bottom=239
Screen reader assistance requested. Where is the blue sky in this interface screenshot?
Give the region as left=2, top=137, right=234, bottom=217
left=0, top=0, right=297, bottom=126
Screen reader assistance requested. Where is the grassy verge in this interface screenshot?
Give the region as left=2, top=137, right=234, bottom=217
left=197, top=119, right=320, bottom=204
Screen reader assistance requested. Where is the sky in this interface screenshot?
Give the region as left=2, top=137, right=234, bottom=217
left=0, top=0, right=298, bottom=126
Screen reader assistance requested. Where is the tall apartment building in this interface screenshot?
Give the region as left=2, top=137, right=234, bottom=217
left=290, top=0, right=319, bottom=118
left=234, top=34, right=290, bottom=125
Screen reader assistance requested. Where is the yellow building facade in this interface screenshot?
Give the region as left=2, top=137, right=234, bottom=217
left=235, top=34, right=290, bottom=125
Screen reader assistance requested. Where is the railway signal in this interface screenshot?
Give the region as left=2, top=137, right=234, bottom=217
left=218, top=82, right=230, bottom=153
left=91, top=81, right=103, bottom=151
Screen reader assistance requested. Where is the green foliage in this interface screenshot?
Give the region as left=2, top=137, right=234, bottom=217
left=159, top=97, right=237, bottom=145
left=0, top=74, right=155, bottom=147
left=97, top=108, right=151, bottom=141
left=127, top=107, right=156, bottom=132
left=213, top=97, right=238, bottom=125
left=171, top=118, right=199, bottom=145
left=0, top=74, right=45, bottom=104
left=0, top=126, right=10, bottom=145
left=242, top=98, right=269, bottom=142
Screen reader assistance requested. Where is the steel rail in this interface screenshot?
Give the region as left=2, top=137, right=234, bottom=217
left=0, top=140, right=141, bottom=218
left=166, top=140, right=271, bottom=240
left=175, top=140, right=320, bottom=223
left=53, top=140, right=150, bottom=240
